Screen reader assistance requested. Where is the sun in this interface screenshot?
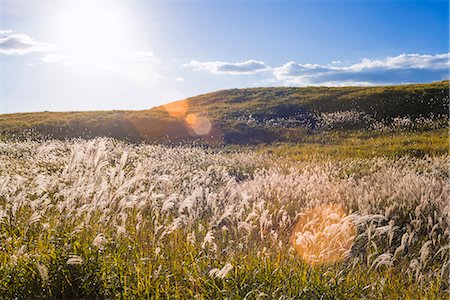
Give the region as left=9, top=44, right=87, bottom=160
left=48, top=3, right=139, bottom=62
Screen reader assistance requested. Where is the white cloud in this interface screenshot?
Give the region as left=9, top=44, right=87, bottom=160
left=182, top=54, right=448, bottom=85
left=273, top=53, right=450, bottom=86
left=0, top=31, right=55, bottom=55
left=126, top=51, right=157, bottom=62
left=183, top=59, right=269, bottom=74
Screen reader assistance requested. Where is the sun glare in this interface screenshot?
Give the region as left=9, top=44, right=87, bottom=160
left=49, top=3, right=139, bottom=62
left=163, top=100, right=189, bottom=118
left=291, top=203, right=356, bottom=265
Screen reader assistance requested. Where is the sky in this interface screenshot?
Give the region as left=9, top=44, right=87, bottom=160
left=0, top=0, right=449, bottom=113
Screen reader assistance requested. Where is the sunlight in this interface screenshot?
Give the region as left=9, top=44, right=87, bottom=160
left=291, top=203, right=356, bottom=265
left=163, top=100, right=189, bottom=118
left=49, top=3, right=139, bottom=62
left=185, top=113, right=213, bottom=136
left=161, top=102, right=222, bottom=143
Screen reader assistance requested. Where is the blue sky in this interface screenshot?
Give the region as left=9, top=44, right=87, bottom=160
left=1, top=0, right=449, bottom=113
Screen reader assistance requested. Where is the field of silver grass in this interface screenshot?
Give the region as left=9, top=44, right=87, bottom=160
left=0, top=138, right=448, bottom=298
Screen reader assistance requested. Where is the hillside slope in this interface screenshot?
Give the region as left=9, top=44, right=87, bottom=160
left=0, top=81, right=448, bottom=144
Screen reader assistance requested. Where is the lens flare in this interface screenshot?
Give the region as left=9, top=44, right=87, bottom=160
left=184, top=113, right=212, bottom=136
left=161, top=101, right=222, bottom=143
left=163, top=100, right=189, bottom=118
left=290, top=203, right=356, bottom=265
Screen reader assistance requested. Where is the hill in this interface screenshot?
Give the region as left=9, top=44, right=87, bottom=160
left=0, top=81, right=448, bottom=146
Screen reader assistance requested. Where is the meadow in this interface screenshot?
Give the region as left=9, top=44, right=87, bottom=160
left=0, top=138, right=448, bottom=299
left=0, top=81, right=448, bottom=298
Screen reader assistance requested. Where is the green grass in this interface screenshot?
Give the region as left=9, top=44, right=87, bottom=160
left=0, top=213, right=444, bottom=299
left=0, top=139, right=448, bottom=299
left=255, top=129, right=449, bottom=160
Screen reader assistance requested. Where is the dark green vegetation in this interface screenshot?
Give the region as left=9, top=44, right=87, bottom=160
left=1, top=81, right=448, bottom=149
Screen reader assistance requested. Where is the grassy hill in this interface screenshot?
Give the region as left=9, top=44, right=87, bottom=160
left=0, top=81, right=448, bottom=148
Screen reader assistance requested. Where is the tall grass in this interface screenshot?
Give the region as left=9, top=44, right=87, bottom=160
left=0, top=138, right=448, bottom=298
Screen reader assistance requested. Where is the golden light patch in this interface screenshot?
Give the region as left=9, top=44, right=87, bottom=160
left=185, top=113, right=198, bottom=125
left=163, top=100, right=189, bottom=118
left=184, top=113, right=212, bottom=136
left=290, top=203, right=356, bottom=265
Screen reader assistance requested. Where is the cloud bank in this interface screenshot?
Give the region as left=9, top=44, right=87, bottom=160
left=0, top=31, right=55, bottom=55
left=183, top=54, right=448, bottom=85
left=184, top=59, right=269, bottom=74
left=273, top=53, right=450, bottom=86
